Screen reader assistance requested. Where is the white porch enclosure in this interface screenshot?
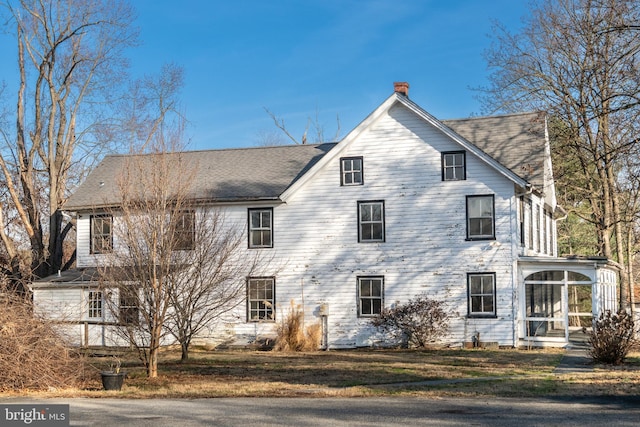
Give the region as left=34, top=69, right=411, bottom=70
left=518, top=257, right=618, bottom=347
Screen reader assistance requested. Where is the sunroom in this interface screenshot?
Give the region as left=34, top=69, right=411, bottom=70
left=517, top=256, right=618, bottom=348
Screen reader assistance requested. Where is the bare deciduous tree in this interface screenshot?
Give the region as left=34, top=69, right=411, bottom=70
left=264, top=107, right=341, bottom=145
left=100, top=147, right=195, bottom=378
left=96, top=64, right=187, bottom=378
left=98, top=64, right=267, bottom=374
left=165, top=208, right=265, bottom=362
left=480, top=0, right=640, bottom=309
left=0, top=0, right=137, bottom=286
left=101, top=147, right=268, bottom=374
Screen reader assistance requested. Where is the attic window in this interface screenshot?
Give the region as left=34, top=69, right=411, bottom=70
left=341, top=157, right=363, bottom=186
left=442, top=151, right=466, bottom=181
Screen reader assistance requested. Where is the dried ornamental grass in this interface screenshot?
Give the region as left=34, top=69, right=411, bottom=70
left=273, top=300, right=321, bottom=352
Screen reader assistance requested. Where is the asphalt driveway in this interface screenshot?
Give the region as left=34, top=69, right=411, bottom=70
left=2, top=396, right=640, bottom=426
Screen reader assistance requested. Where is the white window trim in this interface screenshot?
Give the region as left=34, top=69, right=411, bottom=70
left=86, top=290, right=104, bottom=320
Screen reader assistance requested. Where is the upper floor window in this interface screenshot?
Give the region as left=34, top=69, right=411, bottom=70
left=527, top=199, right=534, bottom=250
left=519, top=197, right=525, bottom=247
left=467, top=273, right=496, bottom=317
left=173, top=210, right=195, bottom=250
left=466, top=195, right=495, bottom=240
left=247, top=277, right=275, bottom=322
left=535, top=204, right=541, bottom=252
left=548, top=210, right=555, bottom=255
left=248, top=208, right=273, bottom=248
left=90, top=214, right=112, bottom=254
left=442, top=151, right=466, bottom=181
left=341, top=157, right=363, bottom=186
left=542, top=208, right=549, bottom=255
left=87, top=290, right=103, bottom=319
left=358, top=276, right=383, bottom=317
left=358, top=201, right=385, bottom=242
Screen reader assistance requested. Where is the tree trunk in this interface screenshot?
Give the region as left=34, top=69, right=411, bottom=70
left=180, top=341, right=189, bottom=362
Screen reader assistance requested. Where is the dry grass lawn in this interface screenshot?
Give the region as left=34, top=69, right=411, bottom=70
left=3, top=347, right=639, bottom=399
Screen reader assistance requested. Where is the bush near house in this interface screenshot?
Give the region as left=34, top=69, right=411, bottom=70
left=588, top=309, right=636, bottom=365
left=0, top=295, right=87, bottom=391
left=371, top=295, right=450, bottom=348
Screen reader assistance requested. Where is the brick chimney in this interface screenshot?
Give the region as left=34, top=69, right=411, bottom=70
left=393, top=81, right=409, bottom=97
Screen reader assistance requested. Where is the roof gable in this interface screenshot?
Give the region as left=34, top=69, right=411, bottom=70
left=280, top=93, right=534, bottom=201
left=443, top=112, right=548, bottom=190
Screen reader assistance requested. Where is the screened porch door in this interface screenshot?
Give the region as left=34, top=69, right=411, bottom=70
left=524, top=270, right=593, bottom=344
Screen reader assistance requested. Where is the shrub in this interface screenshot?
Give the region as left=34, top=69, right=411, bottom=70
left=588, top=309, right=635, bottom=365
left=273, top=300, right=321, bottom=352
left=371, top=295, right=450, bottom=348
left=0, top=295, right=87, bottom=391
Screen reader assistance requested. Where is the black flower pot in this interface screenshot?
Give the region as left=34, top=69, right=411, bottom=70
left=101, top=371, right=126, bottom=391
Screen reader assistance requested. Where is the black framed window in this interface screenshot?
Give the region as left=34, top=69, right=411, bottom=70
left=174, top=210, right=195, bottom=250
left=341, top=157, right=364, bottom=186
left=466, top=195, right=495, bottom=240
left=358, top=201, right=385, bottom=242
left=535, top=204, right=541, bottom=252
left=119, top=288, right=139, bottom=325
left=358, top=276, right=383, bottom=317
left=527, top=199, right=534, bottom=250
left=247, top=277, right=275, bottom=322
left=519, top=196, right=525, bottom=247
left=467, top=273, right=496, bottom=317
left=90, top=214, right=113, bottom=254
left=548, top=210, right=555, bottom=255
left=442, top=151, right=466, bottom=181
left=248, top=208, right=273, bottom=248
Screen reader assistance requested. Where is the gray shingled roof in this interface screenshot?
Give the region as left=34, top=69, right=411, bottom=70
left=65, top=143, right=336, bottom=210
left=65, top=110, right=547, bottom=211
left=443, top=111, right=547, bottom=189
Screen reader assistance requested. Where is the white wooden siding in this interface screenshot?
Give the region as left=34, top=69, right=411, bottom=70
left=62, top=102, right=546, bottom=348
left=257, top=105, right=519, bottom=347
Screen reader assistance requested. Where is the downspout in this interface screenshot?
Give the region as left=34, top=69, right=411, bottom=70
left=515, top=184, right=534, bottom=198
left=554, top=205, right=568, bottom=222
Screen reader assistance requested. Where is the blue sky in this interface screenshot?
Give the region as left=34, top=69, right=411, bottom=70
left=4, top=1, right=531, bottom=151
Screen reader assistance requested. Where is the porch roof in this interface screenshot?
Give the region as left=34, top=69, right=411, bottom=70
left=518, top=256, right=619, bottom=270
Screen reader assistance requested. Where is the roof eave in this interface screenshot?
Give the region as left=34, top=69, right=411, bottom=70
left=66, top=196, right=284, bottom=212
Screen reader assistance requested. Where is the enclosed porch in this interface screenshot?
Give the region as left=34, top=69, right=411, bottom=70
left=517, top=257, right=618, bottom=348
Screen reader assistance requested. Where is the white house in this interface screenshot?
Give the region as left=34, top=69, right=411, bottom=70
left=31, top=83, right=618, bottom=349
